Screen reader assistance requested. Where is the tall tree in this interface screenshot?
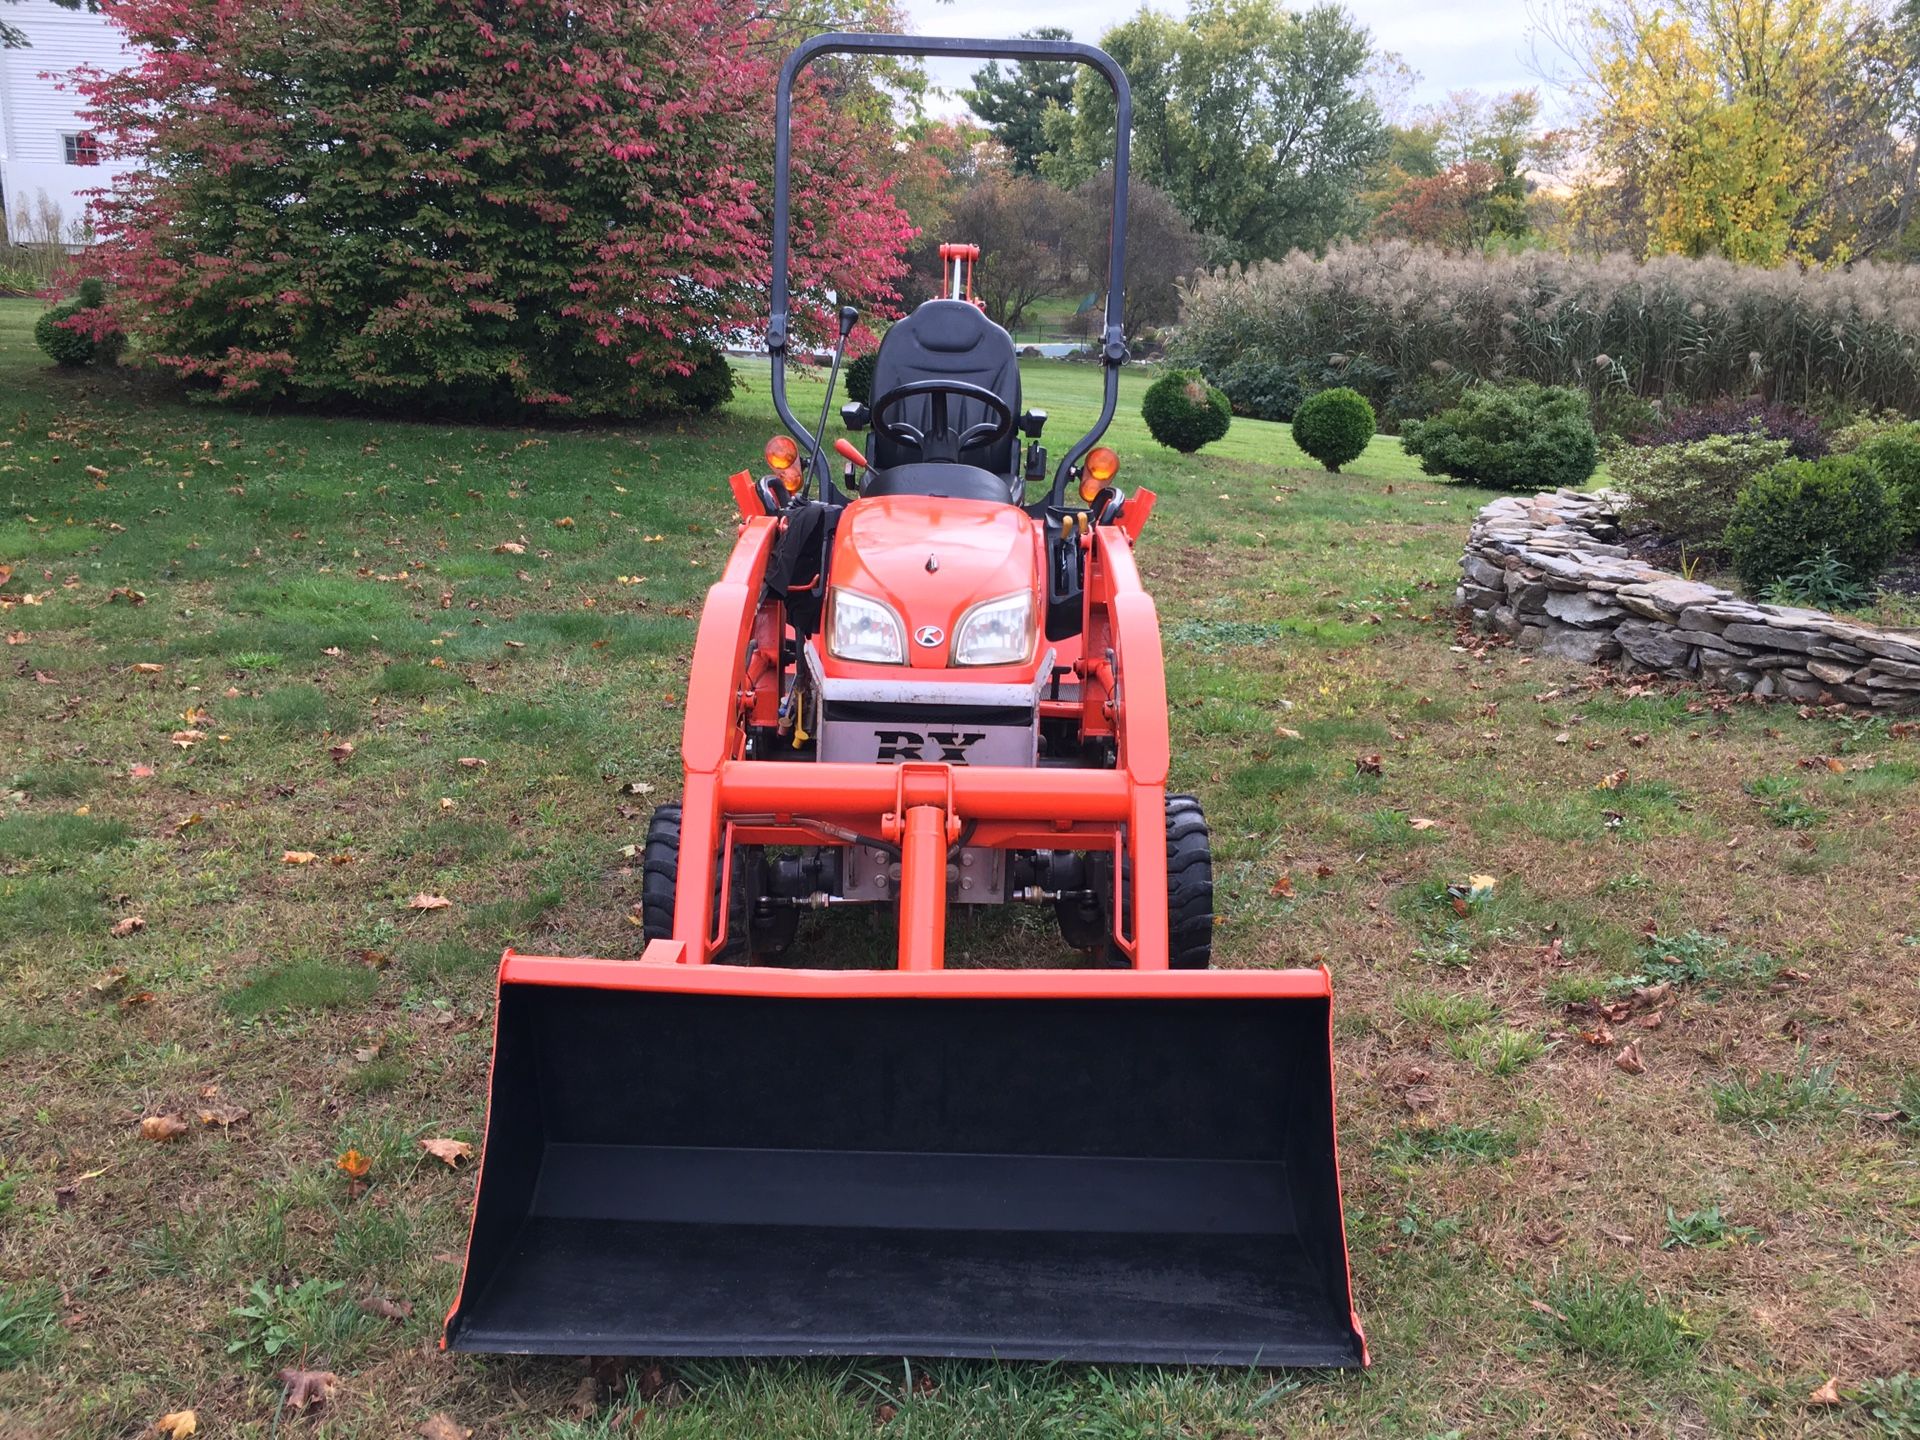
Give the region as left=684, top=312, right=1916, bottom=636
left=959, top=25, right=1078, bottom=176
left=1064, top=172, right=1201, bottom=334
left=1556, top=0, right=1908, bottom=263
left=944, top=173, right=1072, bottom=330
left=70, top=0, right=912, bottom=416
left=1047, top=0, right=1386, bottom=263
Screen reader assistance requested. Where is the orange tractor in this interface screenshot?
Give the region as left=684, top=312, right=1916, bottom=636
left=444, top=32, right=1366, bottom=1367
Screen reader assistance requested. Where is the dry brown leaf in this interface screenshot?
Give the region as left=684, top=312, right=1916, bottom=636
left=335, top=1148, right=371, bottom=1178
left=329, top=742, right=355, bottom=763
left=321, top=646, right=344, bottom=657
left=1401, top=1085, right=1441, bottom=1112
left=140, top=1114, right=189, bottom=1142
left=420, top=1137, right=474, bottom=1167
left=109, top=915, right=146, bottom=938
left=456, top=756, right=487, bottom=769
left=419, top=1416, right=471, bottom=1440
left=277, top=1369, right=338, bottom=1413
left=1594, top=768, right=1629, bottom=791
left=493, top=540, right=527, bottom=554
left=1273, top=725, right=1303, bottom=740
left=1807, top=1376, right=1841, bottom=1406
left=1269, top=873, right=1295, bottom=899
left=90, top=970, right=128, bottom=994
left=129, top=763, right=155, bottom=778
left=132, top=662, right=165, bottom=674
left=197, top=1105, right=249, bottom=1129
left=169, top=729, right=205, bottom=748
left=407, top=893, right=452, bottom=911
left=359, top=1294, right=413, bottom=1322
left=281, top=850, right=320, bottom=865
left=6, top=630, right=28, bottom=644
left=1407, top=817, right=1439, bottom=830
left=555, top=516, right=575, bottom=528
left=1578, top=1025, right=1614, bottom=1048
left=563, top=1375, right=601, bottom=1420
left=1353, top=753, right=1383, bottom=777
left=1614, top=1042, right=1646, bottom=1075
left=152, top=1411, right=197, bottom=1438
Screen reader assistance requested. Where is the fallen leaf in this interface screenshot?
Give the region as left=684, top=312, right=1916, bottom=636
left=1467, top=874, right=1497, bottom=898
left=420, top=1137, right=473, bottom=1167
left=152, top=1411, right=197, bottom=1437
left=1823, top=756, right=1846, bottom=774
left=132, top=662, right=165, bottom=674
left=563, top=1375, right=600, bottom=1420
left=1614, top=1042, right=1646, bottom=1076
left=1402, top=1085, right=1441, bottom=1111
left=359, top=1294, right=413, bottom=1322
left=336, top=1149, right=371, bottom=1179
left=329, top=742, right=355, bottom=763
left=108, top=586, right=146, bottom=606
left=419, top=1417, right=471, bottom=1440
left=277, top=1369, right=338, bottom=1413
left=555, top=516, right=575, bottom=528
left=169, top=730, right=205, bottom=748
left=1273, top=725, right=1303, bottom=740
left=90, top=970, right=128, bottom=994
left=407, top=893, right=452, bottom=911
left=1354, top=753, right=1383, bottom=777
left=1407, top=817, right=1440, bottom=830
left=321, top=646, right=344, bottom=657
left=140, top=1114, right=189, bottom=1142
left=121, top=990, right=155, bottom=1010
left=109, top=915, right=146, bottom=938
left=456, top=756, right=487, bottom=769
left=172, top=812, right=203, bottom=834
left=493, top=540, right=527, bottom=555
left=130, top=763, right=154, bottom=778
left=197, top=1105, right=249, bottom=1128
left=1578, top=1025, right=1614, bottom=1048
left=5, top=630, right=26, bottom=644
left=1807, top=1376, right=1841, bottom=1406
left=1594, top=768, right=1629, bottom=790
left=281, top=850, right=319, bottom=865
left=1269, top=872, right=1295, bottom=899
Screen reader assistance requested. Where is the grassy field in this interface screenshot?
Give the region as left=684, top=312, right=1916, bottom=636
left=1, top=296, right=1916, bottom=1438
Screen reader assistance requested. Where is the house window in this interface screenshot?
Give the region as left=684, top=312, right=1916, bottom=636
left=63, top=133, right=99, bottom=166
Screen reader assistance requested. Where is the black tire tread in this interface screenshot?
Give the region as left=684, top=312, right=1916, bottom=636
left=1164, top=793, right=1214, bottom=970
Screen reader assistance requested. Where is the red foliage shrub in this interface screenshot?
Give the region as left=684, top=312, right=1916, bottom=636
left=71, top=0, right=912, bottom=418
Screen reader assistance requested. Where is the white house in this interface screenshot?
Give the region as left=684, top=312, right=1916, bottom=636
left=0, top=0, right=136, bottom=246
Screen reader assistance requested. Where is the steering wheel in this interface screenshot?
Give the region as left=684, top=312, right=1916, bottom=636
left=869, top=379, right=1015, bottom=464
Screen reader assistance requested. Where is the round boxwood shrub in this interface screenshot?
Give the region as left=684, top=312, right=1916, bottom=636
left=844, top=351, right=877, bottom=405
left=1725, top=455, right=1902, bottom=595
left=1853, top=425, right=1920, bottom=543
left=1291, top=386, right=1375, bottom=472
left=1142, top=369, right=1231, bottom=453
left=1400, top=382, right=1597, bottom=491
left=35, top=278, right=122, bottom=369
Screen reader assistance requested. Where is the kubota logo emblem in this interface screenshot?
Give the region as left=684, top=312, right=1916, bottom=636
left=914, top=625, right=945, bottom=648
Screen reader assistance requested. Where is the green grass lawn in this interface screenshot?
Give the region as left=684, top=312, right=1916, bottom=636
left=2, top=298, right=1917, bottom=1437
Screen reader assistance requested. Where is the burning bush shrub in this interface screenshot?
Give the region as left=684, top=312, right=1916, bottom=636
left=1630, top=396, right=1828, bottom=459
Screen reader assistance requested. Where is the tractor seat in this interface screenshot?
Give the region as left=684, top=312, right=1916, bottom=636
left=868, top=299, right=1021, bottom=479
left=861, top=462, right=1013, bottom=504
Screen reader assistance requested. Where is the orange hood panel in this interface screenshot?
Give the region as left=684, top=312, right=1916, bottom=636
left=827, top=495, right=1041, bottom=673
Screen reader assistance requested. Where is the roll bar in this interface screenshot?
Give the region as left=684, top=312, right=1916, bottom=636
left=769, top=32, right=1132, bottom=508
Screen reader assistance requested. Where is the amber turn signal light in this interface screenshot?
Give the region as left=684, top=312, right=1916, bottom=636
left=1079, top=446, right=1119, bottom=502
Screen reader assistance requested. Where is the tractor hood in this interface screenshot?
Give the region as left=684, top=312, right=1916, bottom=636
left=826, top=495, right=1042, bottom=674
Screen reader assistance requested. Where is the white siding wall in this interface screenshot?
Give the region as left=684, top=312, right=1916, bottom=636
left=0, top=0, right=137, bottom=244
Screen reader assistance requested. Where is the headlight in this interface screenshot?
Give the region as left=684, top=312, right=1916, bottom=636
left=828, top=588, right=906, bottom=664
left=952, top=590, right=1034, bottom=666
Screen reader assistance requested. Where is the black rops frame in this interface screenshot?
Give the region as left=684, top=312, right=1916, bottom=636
left=768, top=32, right=1132, bottom=510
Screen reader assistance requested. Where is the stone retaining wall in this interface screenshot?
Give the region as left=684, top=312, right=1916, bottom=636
left=1456, top=490, right=1920, bottom=708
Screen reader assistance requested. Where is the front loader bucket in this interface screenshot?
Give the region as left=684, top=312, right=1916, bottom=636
left=445, top=956, right=1366, bottom=1367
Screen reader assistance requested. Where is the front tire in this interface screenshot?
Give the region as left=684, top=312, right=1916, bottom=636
left=1056, top=793, right=1213, bottom=968
left=639, top=801, right=796, bottom=960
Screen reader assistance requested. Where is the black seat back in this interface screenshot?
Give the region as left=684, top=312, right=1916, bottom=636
left=869, top=301, right=1020, bottom=479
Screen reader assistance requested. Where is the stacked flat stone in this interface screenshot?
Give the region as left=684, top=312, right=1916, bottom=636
left=1455, top=489, right=1920, bottom=708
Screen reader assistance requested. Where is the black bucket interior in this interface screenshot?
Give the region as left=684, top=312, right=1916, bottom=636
left=447, top=985, right=1363, bottom=1366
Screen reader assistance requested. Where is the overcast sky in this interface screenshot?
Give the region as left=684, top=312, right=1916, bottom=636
left=902, top=0, right=1559, bottom=119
